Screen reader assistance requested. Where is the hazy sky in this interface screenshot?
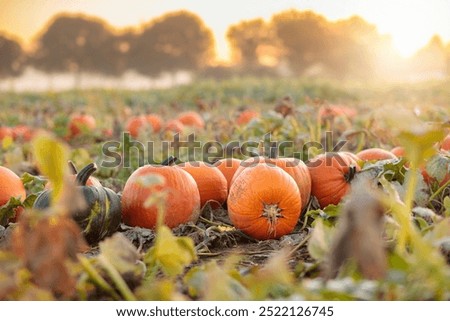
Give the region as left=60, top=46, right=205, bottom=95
left=1, top=0, right=449, bottom=60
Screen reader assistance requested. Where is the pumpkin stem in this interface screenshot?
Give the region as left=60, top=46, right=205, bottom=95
left=76, top=163, right=97, bottom=186
left=68, top=160, right=78, bottom=174
left=262, top=203, right=282, bottom=237
left=161, top=156, right=177, bottom=166
left=345, top=164, right=357, bottom=183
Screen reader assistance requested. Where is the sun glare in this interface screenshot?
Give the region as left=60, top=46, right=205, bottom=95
left=356, top=0, right=448, bottom=58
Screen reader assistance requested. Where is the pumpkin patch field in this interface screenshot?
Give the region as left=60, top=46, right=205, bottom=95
left=0, top=78, right=449, bottom=300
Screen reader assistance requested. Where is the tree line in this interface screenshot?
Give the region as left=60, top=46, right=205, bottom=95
left=1, top=9, right=449, bottom=81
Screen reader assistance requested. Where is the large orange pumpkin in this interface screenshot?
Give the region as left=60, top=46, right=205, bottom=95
left=177, top=111, right=205, bottom=129
left=121, top=164, right=200, bottom=229
left=307, top=152, right=360, bottom=208
left=236, top=110, right=259, bottom=125
left=179, top=161, right=228, bottom=209
left=232, top=156, right=311, bottom=210
left=68, top=114, right=96, bottom=138
left=228, top=164, right=302, bottom=240
left=145, top=114, right=163, bottom=133
left=356, top=148, right=397, bottom=161
left=214, top=158, right=241, bottom=191
left=0, top=166, right=26, bottom=222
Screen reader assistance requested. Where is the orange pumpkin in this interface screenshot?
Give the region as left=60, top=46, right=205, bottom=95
left=356, top=148, right=397, bottom=161
left=236, top=110, right=259, bottom=125
left=125, top=116, right=148, bottom=138
left=214, top=158, right=241, bottom=191
left=179, top=161, right=228, bottom=209
left=164, top=119, right=185, bottom=133
left=121, top=164, right=200, bottom=229
left=441, top=135, right=450, bottom=151
left=177, top=111, right=205, bottom=129
left=232, top=156, right=311, bottom=210
left=275, top=157, right=311, bottom=210
left=341, top=151, right=361, bottom=164
left=228, top=163, right=302, bottom=240
left=0, top=127, right=13, bottom=140
left=145, top=114, right=163, bottom=133
left=12, top=125, right=36, bottom=142
left=307, top=152, right=360, bottom=208
left=68, top=114, right=96, bottom=138
left=0, top=166, right=26, bottom=222
left=390, top=146, right=406, bottom=158
left=319, top=105, right=357, bottom=118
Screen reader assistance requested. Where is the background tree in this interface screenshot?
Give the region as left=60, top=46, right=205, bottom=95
left=409, top=35, right=447, bottom=79
left=227, top=18, right=278, bottom=69
left=0, top=34, right=25, bottom=78
left=32, top=14, right=122, bottom=81
left=326, top=16, right=383, bottom=79
left=271, top=10, right=333, bottom=75
left=128, top=11, right=214, bottom=76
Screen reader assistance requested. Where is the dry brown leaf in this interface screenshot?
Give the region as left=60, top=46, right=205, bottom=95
left=11, top=213, right=88, bottom=298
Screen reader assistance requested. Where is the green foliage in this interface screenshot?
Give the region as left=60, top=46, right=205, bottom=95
left=0, top=79, right=449, bottom=301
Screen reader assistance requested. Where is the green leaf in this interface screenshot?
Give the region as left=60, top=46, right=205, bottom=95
left=144, top=225, right=196, bottom=278
left=22, top=194, right=38, bottom=209
left=397, top=125, right=444, bottom=169
left=425, top=153, right=449, bottom=183
left=307, top=219, right=334, bottom=262
left=184, top=260, right=249, bottom=300
left=0, top=197, right=22, bottom=226
left=21, top=172, right=47, bottom=195
left=304, top=204, right=341, bottom=227
left=444, top=196, right=450, bottom=218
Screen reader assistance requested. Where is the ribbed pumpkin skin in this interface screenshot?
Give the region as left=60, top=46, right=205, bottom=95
left=177, top=111, right=205, bottom=129
left=228, top=164, right=302, bottom=240
left=232, top=157, right=311, bottom=209
left=341, top=151, right=361, bottom=164
left=179, top=161, right=228, bottom=209
left=307, top=153, right=360, bottom=208
left=277, top=158, right=311, bottom=210
left=68, top=114, right=96, bottom=137
left=0, top=166, right=26, bottom=221
left=214, top=158, right=241, bottom=191
left=356, top=148, right=397, bottom=161
left=121, top=165, right=200, bottom=229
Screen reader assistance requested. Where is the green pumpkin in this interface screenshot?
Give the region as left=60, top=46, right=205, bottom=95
left=34, top=163, right=122, bottom=244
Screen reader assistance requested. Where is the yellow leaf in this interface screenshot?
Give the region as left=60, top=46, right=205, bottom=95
left=2, top=136, right=13, bottom=150
left=145, top=225, right=196, bottom=277
left=32, top=134, right=69, bottom=203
